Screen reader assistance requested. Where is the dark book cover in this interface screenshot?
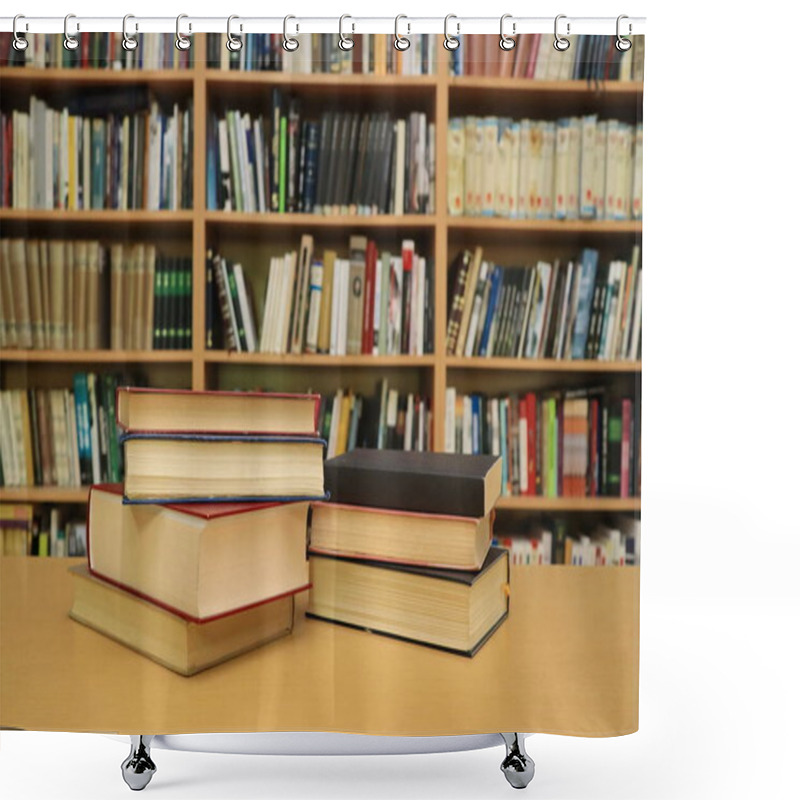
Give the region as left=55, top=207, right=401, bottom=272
left=350, top=113, right=371, bottom=209
left=445, top=250, right=470, bottom=355
left=322, top=112, right=341, bottom=211
left=302, top=121, right=320, bottom=214
left=324, top=448, right=501, bottom=517
left=270, top=87, right=282, bottom=212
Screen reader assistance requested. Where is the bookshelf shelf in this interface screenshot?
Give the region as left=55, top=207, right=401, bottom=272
left=448, top=77, right=644, bottom=96
left=495, top=496, right=641, bottom=512
left=204, top=353, right=435, bottom=368
left=0, top=350, right=194, bottom=364
left=0, top=67, right=194, bottom=87
left=0, top=209, right=195, bottom=224
left=0, top=487, right=90, bottom=504
left=446, top=357, right=642, bottom=373
left=446, top=217, right=642, bottom=234
left=204, top=212, right=436, bottom=229
left=206, top=71, right=438, bottom=90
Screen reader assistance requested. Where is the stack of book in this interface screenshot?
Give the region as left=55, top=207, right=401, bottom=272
left=207, top=93, right=434, bottom=215
left=0, top=239, right=192, bottom=351
left=307, top=449, right=509, bottom=657
left=449, top=34, right=645, bottom=82
left=207, top=33, right=438, bottom=75
left=207, top=236, right=432, bottom=356
left=68, top=387, right=327, bottom=676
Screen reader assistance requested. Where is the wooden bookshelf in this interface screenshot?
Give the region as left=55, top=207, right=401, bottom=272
left=0, top=35, right=642, bottom=518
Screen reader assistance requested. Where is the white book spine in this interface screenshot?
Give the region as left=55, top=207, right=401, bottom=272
left=403, top=392, right=414, bottom=451
left=371, top=254, right=383, bottom=355
left=232, top=263, right=257, bottom=353
left=305, top=261, right=324, bottom=353
left=444, top=386, right=456, bottom=454
left=394, top=119, right=406, bottom=215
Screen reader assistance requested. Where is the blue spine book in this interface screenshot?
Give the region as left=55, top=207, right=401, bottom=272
left=206, top=112, right=218, bottom=210
left=72, top=373, right=93, bottom=486
left=478, top=267, right=503, bottom=357
left=499, top=399, right=508, bottom=495
left=471, top=395, right=481, bottom=455
left=571, top=248, right=599, bottom=359
left=303, top=122, right=320, bottom=214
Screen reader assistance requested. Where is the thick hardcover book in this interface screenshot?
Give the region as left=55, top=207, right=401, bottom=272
left=307, top=546, right=509, bottom=657
left=121, top=432, right=327, bottom=502
left=346, top=235, right=367, bottom=354
left=88, top=484, right=311, bottom=621
left=324, top=448, right=502, bottom=517
left=116, top=386, right=320, bottom=436
left=69, top=564, right=295, bottom=677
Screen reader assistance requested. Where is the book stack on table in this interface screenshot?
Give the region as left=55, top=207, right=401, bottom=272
left=68, top=387, right=326, bottom=676
left=307, top=449, right=509, bottom=657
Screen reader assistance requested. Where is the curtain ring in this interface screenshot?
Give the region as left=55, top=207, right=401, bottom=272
left=499, top=14, right=516, bottom=51
left=616, top=15, right=632, bottom=52
left=443, top=14, right=460, bottom=51
left=394, top=15, right=411, bottom=52
left=122, top=15, right=138, bottom=52
left=175, top=14, right=191, bottom=51
left=12, top=15, right=28, bottom=51
left=64, top=14, right=79, bottom=51
left=283, top=15, right=299, bottom=52
left=553, top=14, right=570, bottom=51
left=227, top=15, right=243, bottom=52
left=339, top=15, right=354, bottom=51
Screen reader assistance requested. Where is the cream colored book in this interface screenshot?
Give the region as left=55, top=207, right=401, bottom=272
left=447, top=118, right=465, bottom=216
left=69, top=564, right=295, bottom=677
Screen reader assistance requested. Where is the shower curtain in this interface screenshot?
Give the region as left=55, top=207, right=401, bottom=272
left=0, top=26, right=642, bottom=742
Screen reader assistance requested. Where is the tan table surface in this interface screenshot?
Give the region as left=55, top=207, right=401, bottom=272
left=1, top=557, right=639, bottom=737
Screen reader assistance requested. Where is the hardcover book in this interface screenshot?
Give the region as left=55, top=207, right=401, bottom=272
left=306, top=546, right=509, bottom=657
left=324, top=448, right=501, bottom=518
left=69, top=564, right=295, bottom=676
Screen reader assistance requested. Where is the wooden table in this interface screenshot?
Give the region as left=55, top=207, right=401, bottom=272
left=1, top=558, right=638, bottom=737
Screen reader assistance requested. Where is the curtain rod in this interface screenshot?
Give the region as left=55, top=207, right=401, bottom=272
left=0, top=16, right=646, bottom=36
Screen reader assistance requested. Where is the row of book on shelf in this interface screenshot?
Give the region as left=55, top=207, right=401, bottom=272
left=448, top=115, right=643, bottom=220
left=0, top=238, right=192, bottom=350
left=207, top=237, right=432, bottom=356
left=443, top=387, right=640, bottom=499
left=207, top=95, right=434, bottom=215
left=1, top=91, right=193, bottom=210
left=0, top=32, right=193, bottom=70
left=0, top=376, right=126, bottom=490
left=446, top=245, right=642, bottom=362
left=207, top=33, right=438, bottom=75
left=448, top=34, right=645, bottom=82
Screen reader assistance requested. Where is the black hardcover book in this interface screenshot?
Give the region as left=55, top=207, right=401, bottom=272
left=586, top=263, right=608, bottom=359
left=424, top=258, right=434, bottom=354
left=604, top=397, right=623, bottom=496
left=350, top=114, right=372, bottom=209
left=306, top=546, right=509, bottom=658
left=322, top=112, right=342, bottom=211
left=377, top=115, right=395, bottom=213
left=287, top=98, right=301, bottom=212
left=314, top=113, right=331, bottom=213
left=324, top=448, right=502, bottom=517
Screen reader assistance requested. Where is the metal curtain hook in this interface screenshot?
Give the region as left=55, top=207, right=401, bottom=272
left=122, top=14, right=138, bottom=51
left=443, top=14, right=460, bottom=51
left=64, top=14, right=79, bottom=51
left=339, top=15, right=354, bottom=51
left=616, top=15, right=632, bottom=51
left=554, top=14, right=570, bottom=51
left=175, top=14, right=191, bottom=51
left=283, top=15, right=299, bottom=51
left=499, top=14, right=516, bottom=51
left=227, top=15, right=243, bottom=52
left=12, top=14, right=28, bottom=51
left=394, top=14, right=411, bottom=52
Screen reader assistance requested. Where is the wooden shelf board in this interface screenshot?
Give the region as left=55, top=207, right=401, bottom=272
left=1, top=350, right=194, bottom=364
left=449, top=77, right=644, bottom=95
left=0, top=67, right=193, bottom=86
left=447, top=217, right=642, bottom=234
left=447, top=357, right=641, bottom=373
left=204, top=353, right=435, bottom=368
left=495, top=496, right=641, bottom=512
left=206, top=71, right=437, bottom=89
left=0, top=487, right=90, bottom=504
left=204, top=211, right=436, bottom=228
left=0, top=209, right=194, bottom=224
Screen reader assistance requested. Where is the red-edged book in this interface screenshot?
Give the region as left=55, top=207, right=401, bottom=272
left=309, top=501, right=493, bottom=571
left=116, top=386, right=321, bottom=436
left=87, top=484, right=311, bottom=623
